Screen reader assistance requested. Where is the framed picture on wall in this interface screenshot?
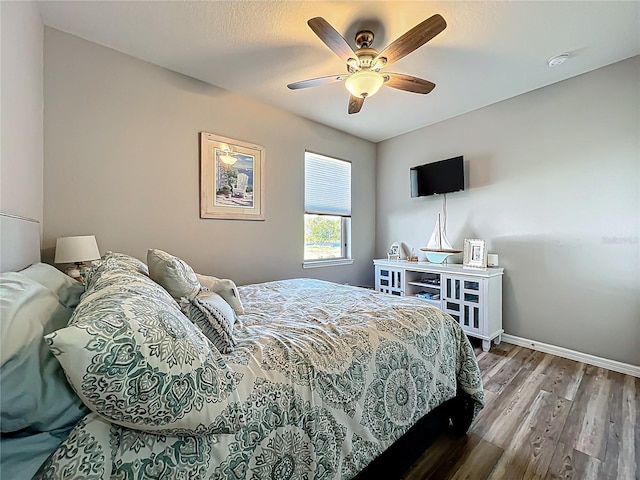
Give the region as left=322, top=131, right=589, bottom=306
left=200, top=132, right=265, bottom=220
left=463, top=239, right=487, bottom=269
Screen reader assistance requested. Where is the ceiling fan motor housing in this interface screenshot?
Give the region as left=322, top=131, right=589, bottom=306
left=355, top=30, right=375, bottom=48
left=353, top=31, right=379, bottom=70
left=355, top=48, right=379, bottom=69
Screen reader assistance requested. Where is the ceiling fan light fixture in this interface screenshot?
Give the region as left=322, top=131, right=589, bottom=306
left=345, top=70, right=385, bottom=98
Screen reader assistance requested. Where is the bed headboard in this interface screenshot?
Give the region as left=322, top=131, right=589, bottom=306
left=0, top=213, right=41, bottom=273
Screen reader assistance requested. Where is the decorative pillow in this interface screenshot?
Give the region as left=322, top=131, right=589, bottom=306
left=0, top=273, right=88, bottom=434
left=19, top=262, right=85, bottom=308
left=103, top=251, right=149, bottom=276
left=181, top=292, right=237, bottom=354
left=84, top=252, right=148, bottom=290
left=196, top=273, right=245, bottom=316
left=147, top=248, right=200, bottom=300
left=46, top=261, right=244, bottom=435
left=84, top=259, right=132, bottom=293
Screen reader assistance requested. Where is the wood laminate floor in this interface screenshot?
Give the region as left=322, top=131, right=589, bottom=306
left=404, top=342, right=639, bottom=480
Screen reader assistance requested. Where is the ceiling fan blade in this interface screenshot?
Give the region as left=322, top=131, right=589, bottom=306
left=375, top=14, right=446, bottom=67
left=384, top=73, right=436, bottom=94
left=308, top=17, right=357, bottom=62
left=287, top=74, right=347, bottom=90
left=348, top=95, right=364, bottom=114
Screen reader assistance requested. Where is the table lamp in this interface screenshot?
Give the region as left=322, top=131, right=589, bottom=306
left=54, top=235, right=101, bottom=282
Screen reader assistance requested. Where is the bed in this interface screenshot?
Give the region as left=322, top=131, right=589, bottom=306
left=0, top=213, right=483, bottom=479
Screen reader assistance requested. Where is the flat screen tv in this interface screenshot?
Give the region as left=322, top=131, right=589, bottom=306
left=410, top=156, right=464, bottom=197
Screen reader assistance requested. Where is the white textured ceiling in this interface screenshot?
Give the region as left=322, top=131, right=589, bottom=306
left=37, top=1, right=640, bottom=143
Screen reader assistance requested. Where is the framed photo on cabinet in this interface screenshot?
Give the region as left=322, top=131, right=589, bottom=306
left=463, top=239, right=487, bottom=269
left=387, top=242, right=400, bottom=261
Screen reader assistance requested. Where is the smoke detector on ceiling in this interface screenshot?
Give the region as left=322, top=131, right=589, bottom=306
left=547, top=53, right=570, bottom=67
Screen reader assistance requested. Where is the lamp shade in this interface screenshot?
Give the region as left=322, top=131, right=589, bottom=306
left=345, top=70, right=385, bottom=98
left=54, top=236, right=100, bottom=263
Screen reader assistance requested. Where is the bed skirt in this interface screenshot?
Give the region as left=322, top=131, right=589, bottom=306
left=354, top=390, right=475, bottom=479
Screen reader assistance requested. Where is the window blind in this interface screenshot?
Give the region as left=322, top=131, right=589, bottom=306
left=304, top=152, right=351, bottom=216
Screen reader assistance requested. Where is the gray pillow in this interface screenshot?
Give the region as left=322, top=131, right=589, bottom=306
left=181, top=292, right=236, bottom=354
left=0, top=273, right=88, bottom=433
left=147, top=248, right=200, bottom=299
left=19, top=262, right=84, bottom=308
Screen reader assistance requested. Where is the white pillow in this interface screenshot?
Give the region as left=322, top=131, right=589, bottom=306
left=147, top=249, right=200, bottom=299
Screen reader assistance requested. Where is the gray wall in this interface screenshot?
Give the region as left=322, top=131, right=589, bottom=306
left=1, top=2, right=43, bottom=222
left=43, top=28, right=376, bottom=286
left=376, top=57, right=640, bottom=366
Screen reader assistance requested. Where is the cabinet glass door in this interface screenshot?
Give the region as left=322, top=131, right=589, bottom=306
left=376, top=267, right=404, bottom=296
left=463, top=305, right=481, bottom=333
left=443, top=275, right=483, bottom=335
left=461, top=279, right=482, bottom=334
left=442, top=277, right=462, bottom=322
left=445, top=278, right=461, bottom=301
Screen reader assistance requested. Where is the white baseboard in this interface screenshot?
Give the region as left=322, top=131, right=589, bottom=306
left=501, top=334, right=640, bottom=378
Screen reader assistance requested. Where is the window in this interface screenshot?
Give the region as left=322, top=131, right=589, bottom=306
left=303, top=152, right=353, bottom=267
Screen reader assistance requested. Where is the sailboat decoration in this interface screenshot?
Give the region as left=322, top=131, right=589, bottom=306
left=420, top=214, right=462, bottom=263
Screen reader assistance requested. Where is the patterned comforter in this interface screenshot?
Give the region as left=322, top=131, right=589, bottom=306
left=38, top=279, right=483, bottom=479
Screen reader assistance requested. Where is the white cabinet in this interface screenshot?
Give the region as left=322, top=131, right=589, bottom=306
left=374, top=259, right=504, bottom=352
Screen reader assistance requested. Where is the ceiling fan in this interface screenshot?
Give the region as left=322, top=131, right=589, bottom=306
left=287, top=14, right=447, bottom=114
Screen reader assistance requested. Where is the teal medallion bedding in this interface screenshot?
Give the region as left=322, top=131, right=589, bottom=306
left=38, top=278, right=484, bottom=479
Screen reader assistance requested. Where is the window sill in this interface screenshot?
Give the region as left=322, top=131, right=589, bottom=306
left=302, top=259, right=354, bottom=269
